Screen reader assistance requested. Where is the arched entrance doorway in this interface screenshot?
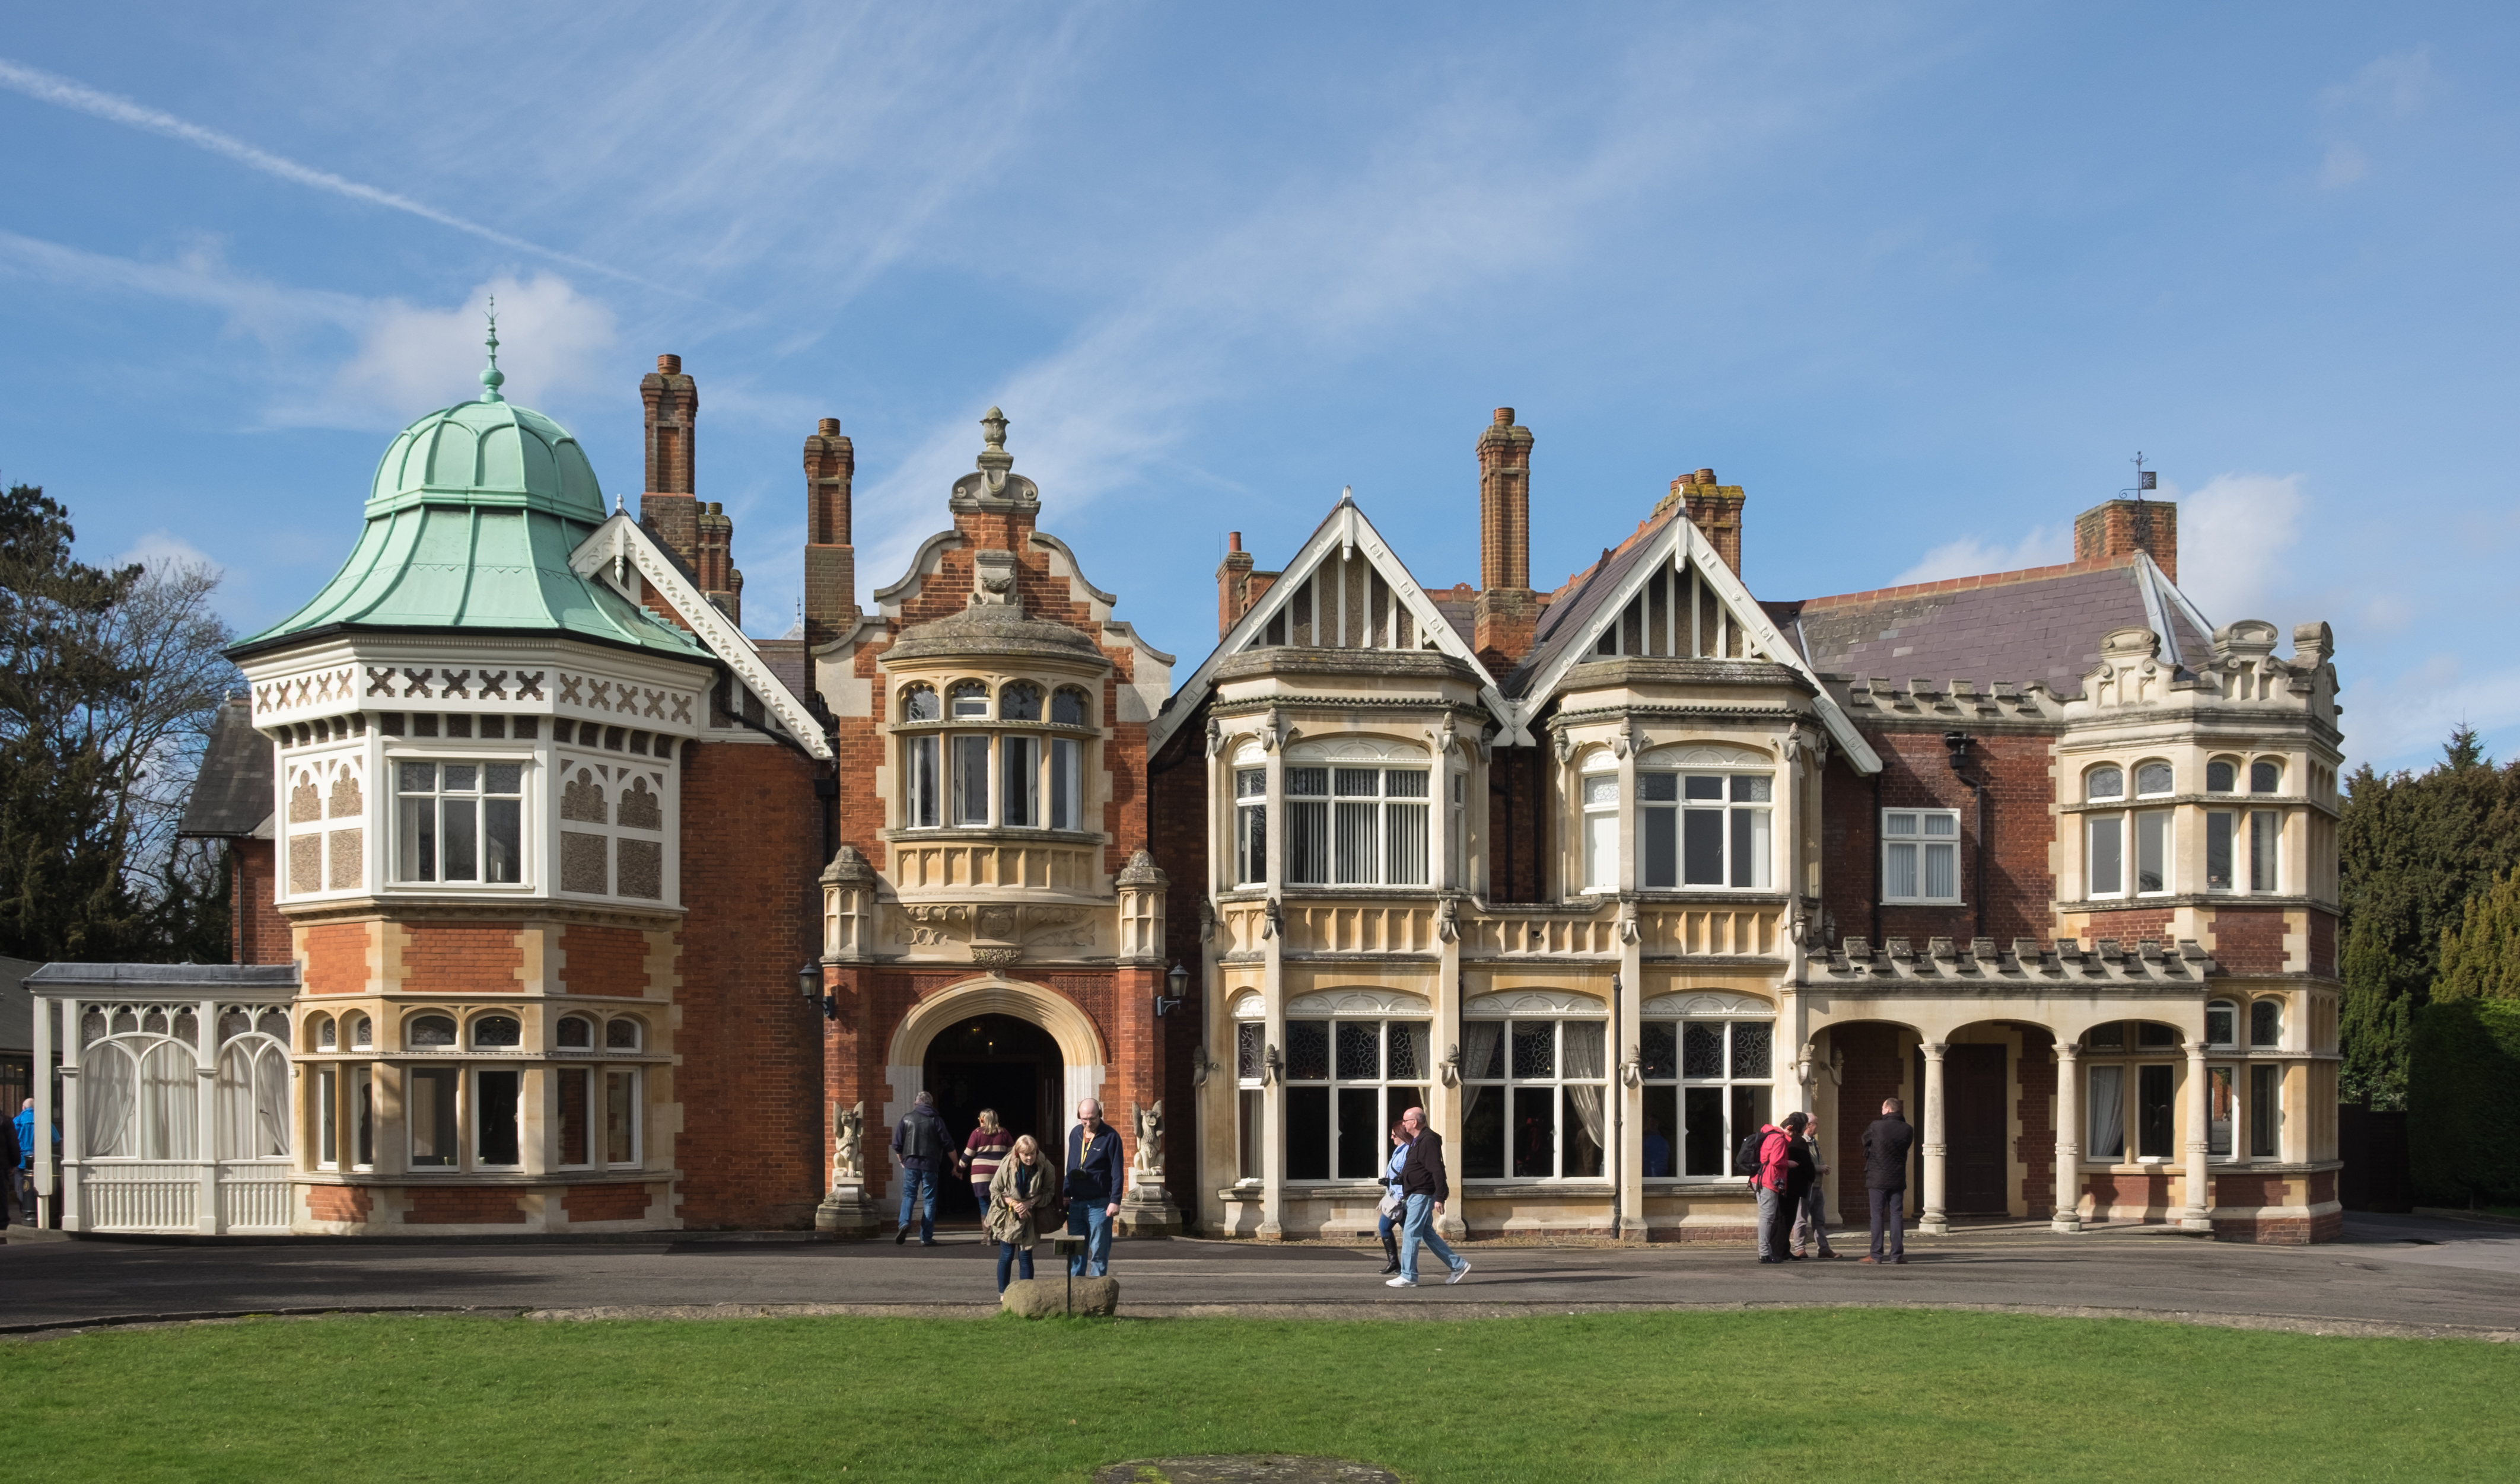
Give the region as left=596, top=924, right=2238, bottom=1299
left=922, top=1012, right=1062, bottom=1225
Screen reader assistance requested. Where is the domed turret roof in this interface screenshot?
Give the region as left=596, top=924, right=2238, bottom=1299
left=364, top=396, right=607, bottom=523
left=230, top=321, right=707, bottom=664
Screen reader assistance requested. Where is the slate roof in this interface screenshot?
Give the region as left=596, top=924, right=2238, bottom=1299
left=1503, top=509, right=1681, bottom=699
left=177, top=698, right=273, bottom=839
left=1773, top=558, right=2212, bottom=699
left=754, top=638, right=809, bottom=702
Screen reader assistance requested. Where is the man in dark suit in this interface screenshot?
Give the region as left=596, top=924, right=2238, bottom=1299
left=1860, top=1097, right=1916, bottom=1264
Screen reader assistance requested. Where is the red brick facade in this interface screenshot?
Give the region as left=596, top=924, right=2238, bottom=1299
left=307, top=1184, right=372, bottom=1223
left=405, top=1187, right=527, bottom=1224
left=562, top=1183, right=654, bottom=1224
left=301, top=923, right=368, bottom=994
left=400, top=923, right=524, bottom=994
left=558, top=925, right=650, bottom=995
left=232, top=839, right=292, bottom=965
left=2207, top=908, right=2289, bottom=975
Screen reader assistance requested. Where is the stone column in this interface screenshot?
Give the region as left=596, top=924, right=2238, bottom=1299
left=58, top=997, right=82, bottom=1231
left=2181, top=1040, right=2213, bottom=1232
left=1920, top=1040, right=1949, bottom=1235
left=1258, top=735, right=1286, bottom=1242
left=2052, top=1042, right=2083, bottom=1233
left=33, top=993, right=55, bottom=1229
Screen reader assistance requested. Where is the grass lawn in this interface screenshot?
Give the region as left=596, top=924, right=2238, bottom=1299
left=6, top=1309, right=2513, bottom=1483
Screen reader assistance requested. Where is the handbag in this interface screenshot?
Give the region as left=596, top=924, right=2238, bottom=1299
left=1377, top=1190, right=1404, bottom=1219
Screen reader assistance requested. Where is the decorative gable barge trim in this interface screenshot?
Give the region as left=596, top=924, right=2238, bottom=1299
left=570, top=514, right=833, bottom=761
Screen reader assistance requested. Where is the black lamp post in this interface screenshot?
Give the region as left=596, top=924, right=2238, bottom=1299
left=798, top=961, right=835, bottom=1021
left=1156, top=961, right=1189, bottom=1017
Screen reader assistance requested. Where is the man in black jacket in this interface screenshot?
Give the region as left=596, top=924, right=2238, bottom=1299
left=1389, top=1106, right=1470, bottom=1288
left=1860, top=1097, right=1914, bottom=1264
left=891, top=1091, right=953, bottom=1246
left=1065, top=1098, right=1125, bottom=1277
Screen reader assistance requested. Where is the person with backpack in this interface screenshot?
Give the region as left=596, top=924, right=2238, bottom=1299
left=891, top=1091, right=954, bottom=1247
left=1790, top=1115, right=1840, bottom=1259
left=1747, top=1112, right=1799, bottom=1263
left=1860, top=1096, right=1916, bottom=1264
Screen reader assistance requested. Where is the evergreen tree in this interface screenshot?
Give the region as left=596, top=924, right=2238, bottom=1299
left=2436, top=868, right=2520, bottom=1002
left=2336, top=727, right=2520, bottom=1107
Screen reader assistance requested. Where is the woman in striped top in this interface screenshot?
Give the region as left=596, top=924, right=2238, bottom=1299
left=960, top=1109, right=1014, bottom=1219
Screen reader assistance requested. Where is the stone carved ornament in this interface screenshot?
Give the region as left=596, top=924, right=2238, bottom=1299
left=1132, top=1100, right=1165, bottom=1177
left=833, top=1101, right=865, bottom=1183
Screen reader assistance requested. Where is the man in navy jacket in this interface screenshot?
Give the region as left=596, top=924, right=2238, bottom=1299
left=1065, top=1097, right=1125, bottom=1277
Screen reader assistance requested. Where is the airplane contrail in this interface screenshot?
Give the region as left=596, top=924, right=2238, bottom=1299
left=0, top=56, right=672, bottom=294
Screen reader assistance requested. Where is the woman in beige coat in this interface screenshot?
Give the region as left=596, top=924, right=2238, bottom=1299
left=986, top=1134, right=1061, bottom=1293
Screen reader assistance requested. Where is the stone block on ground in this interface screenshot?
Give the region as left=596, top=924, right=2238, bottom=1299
left=1000, top=1274, right=1120, bottom=1317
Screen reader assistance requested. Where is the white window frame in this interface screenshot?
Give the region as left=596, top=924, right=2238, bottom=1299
left=1459, top=1017, right=1611, bottom=1183
left=1638, top=1012, right=1776, bottom=1182
left=1636, top=768, right=1772, bottom=891
left=393, top=757, right=529, bottom=888
left=1881, top=808, right=1962, bottom=905
left=603, top=1066, right=642, bottom=1168
left=901, top=680, right=1094, bottom=835
left=1581, top=765, right=1619, bottom=893
left=1283, top=763, right=1431, bottom=887
left=1234, top=768, right=1268, bottom=886
left=1278, top=1015, right=1434, bottom=1183
left=1233, top=1017, right=1264, bottom=1184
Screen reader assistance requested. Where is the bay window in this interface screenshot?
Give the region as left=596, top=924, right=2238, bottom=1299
left=1235, top=769, right=1267, bottom=885
left=1282, top=1017, right=1431, bottom=1181
left=1461, top=1018, right=1608, bottom=1180
left=395, top=762, right=523, bottom=884
left=1639, top=1014, right=1774, bottom=1179
left=2084, top=762, right=2172, bottom=899
left=898, top=678, right=1094, bottom=833
left=1582, top=772, right=1618, bottom=891
left=1284, top=765, right=1429, bottom=886
left=1638, top=770, right=1770, bottom=889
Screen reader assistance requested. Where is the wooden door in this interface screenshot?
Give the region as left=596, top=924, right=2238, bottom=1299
left=1946, top=1044, right=2009, bottom=1215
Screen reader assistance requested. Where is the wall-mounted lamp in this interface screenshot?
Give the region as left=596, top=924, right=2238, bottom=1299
left=1155, top=961, right=1190, bottom=1017
left=797, top=961, right=836, bottom=1022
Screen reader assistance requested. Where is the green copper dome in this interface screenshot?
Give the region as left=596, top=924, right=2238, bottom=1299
left=231, top=370, right=708, bottom=664
left=365, top=397, right=608, bottom=523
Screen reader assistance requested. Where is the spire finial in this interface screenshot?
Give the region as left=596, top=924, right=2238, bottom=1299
left=479, top=295, right=505, bottom=403
left=980, top=406, right=1008, bottom=453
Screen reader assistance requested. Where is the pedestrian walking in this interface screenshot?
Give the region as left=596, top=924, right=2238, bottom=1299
left=1752, top=1113, right=1797, bottom=1262
left=1064, top=1097, right=1124, bottom=1278
left=890, top=1091, right=954, bottom=1246
left=960, top=1108, right=1013, bottom=1221
left=0, top=1106, right=17, bottom=1229
left=10, top=1098, right=49, bottom=1230
left=1388, top=1106, right=1469, bottom=1288
left=1860, top=1096, right=1915, bottom=1265
left=1788, top=1113, right=1838, bottom=1259
left=984, top=1133, right=1060, bottom=1294
left=1375, top=1122, right=1409, bottom=1275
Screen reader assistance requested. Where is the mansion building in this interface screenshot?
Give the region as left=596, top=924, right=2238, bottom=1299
left=21, top=349, right=2345, bottom=1247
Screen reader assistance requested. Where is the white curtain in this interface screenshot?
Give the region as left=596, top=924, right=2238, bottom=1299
left=218, top=1043, right=254, bottom=1158
left=1459, top=1020, right=1503, bottom=1130
left=2088, top=1065, right=2126, bottom=1159
left=256, top=1044, right=291, bottom=1158
left=1562, top=1021, right=1606, bottom=1154
left=140, top=1040, right=198, bottom=1160
left=85, top=1043, right=137, bottom=1158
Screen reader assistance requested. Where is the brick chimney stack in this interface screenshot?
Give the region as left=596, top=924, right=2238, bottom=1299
left=2074, top=497, right=2179, bottom=582
left=1473, top=407, right=1539, bottom=670
left=695, top=502, right=743, bottom=623
left=1216, top=531, right=1255, bottom=637
left=640, top=354, right=699, bottom=567
left=803, top=417, right=856, bottom=646
left=1674, top=467, right=1746, bottom=575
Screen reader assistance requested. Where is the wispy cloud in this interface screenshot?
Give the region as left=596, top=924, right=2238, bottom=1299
left=1891, top=525, right=2073, bottom=587
left=0, top=55, right=663, bottom=292
left=0, top=227, right=364, bottom=340
left=116, top=528, right=222, bottom=575
left=2321, top=49, right=2438, bottom=117
left=326, top=273, right=618, bottom=425
left=2171, top=472, right=2304, bottom=624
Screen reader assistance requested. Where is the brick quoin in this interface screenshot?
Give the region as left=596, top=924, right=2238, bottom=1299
left=674, top=738, right=824, bottom=1229
left=231, top=840, right=292, bottom=965
left=405, top=1187, right=526, bottom=1224
left=301, top=923, right=369, bottom=994
left=401, top=923, right=524, bottom=993
left=307, top=1184, right=372, bottom=1222
left=559, top=925, right=650, bottom=994
left=562, top=1184, right=653, bottom=1223
left=2207, top=908, right=2290, bottom=976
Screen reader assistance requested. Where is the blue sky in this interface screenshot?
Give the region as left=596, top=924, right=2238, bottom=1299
left=2, top=4, right=2512, bottom=772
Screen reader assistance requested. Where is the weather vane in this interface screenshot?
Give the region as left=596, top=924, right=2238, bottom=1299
left=2124, top=451, right=2155, bottom=501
